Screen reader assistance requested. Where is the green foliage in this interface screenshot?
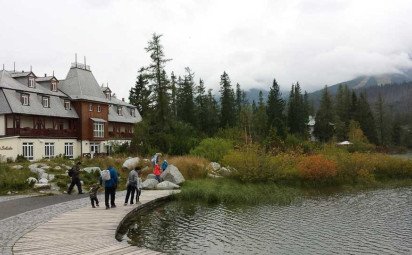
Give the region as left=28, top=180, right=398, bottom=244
left=175, top=178, right=301, bottom=205
left=314, top=86, right=335, bottom=142
left=190, top=138, right=234, bottom=162
left=287, top=82, right=308, bottom=136
left=0, top=164, right=34, bottom=194
left=168, top=156, right=210, bottom=180
left=15, top=154, right=29, bottom=163
left=267, top=78, right=286, bottom=139
left=219, top=71, right=236, bottom=128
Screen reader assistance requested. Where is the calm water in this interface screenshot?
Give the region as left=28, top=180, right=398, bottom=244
left=119, top=188, right=412, bottom=254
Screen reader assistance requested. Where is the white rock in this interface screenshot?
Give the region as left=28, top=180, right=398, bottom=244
left=82, top=167, right=101, bottom=173
left=209, top=162, right=221, bottom=172
left=11, top=165, right=23, bottom=170
left=48, top=174, right=55, bottom=181
left=39, top=172, right=49, bottom=180
left=40, top=165, right=50, bottom=170
left=38, top=178, right=48, bottom=184
left=54, top=166, right=61, bottom=170
left=34, top=183, right=51, bottom=189
left=122, top=157, right=140, bottom=170
left=156, top=181, right=180, bottom=190
left=146, top=174, right=157, bottom=180
left=26, top=177, right=38, bottom=184
left=142, top=179, right=159, bottom=190
left=160, top=165, right=185, bottom=185
left=28, top=164, right=39, bottom=170
left=219, top=167, right=231, bottom=176
left=208, top=173, right=222, bottom=178
left=7, top=191, right=11, bottom=195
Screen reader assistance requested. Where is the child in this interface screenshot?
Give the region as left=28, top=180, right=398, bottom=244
left=89, top=183, right=100, bottom=208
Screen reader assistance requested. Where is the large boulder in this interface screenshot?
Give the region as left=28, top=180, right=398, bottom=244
left=219, top=167, right=231, bottom=176
left=30, top=168, right=45, bottom=178
left=209, top=162, right=221, bottom=172
left=142, top=179, right=159, bottom=190
left=156, top=181, right=180, bottom=190
left=160, top=165, right=185, bottom=185
left=122, top=157, right=140, bottom=170
left=146, top=174, right=157, bottom=180
left=82, top=167, right=101, bottom=173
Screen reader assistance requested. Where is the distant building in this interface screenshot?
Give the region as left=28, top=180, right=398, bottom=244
left=307, top=115, right=316, bottom=141
left=0, top=61, right=141, bottom=161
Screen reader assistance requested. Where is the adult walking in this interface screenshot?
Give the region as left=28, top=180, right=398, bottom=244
left=67, top=161, right=83, bottom=194
left=101, top=166, right=118, bottom=210
left=124, top=166, right=138, bottom=206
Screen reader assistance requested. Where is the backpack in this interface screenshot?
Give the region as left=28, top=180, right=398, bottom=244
left=101, top=169, right=111, bottom=181
left=128, top=170, right=138, bottom=187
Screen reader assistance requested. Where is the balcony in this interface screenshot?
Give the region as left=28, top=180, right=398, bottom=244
left=108, top=131, right=134, bottom=139
left=6, top=128, right=77, bottom=138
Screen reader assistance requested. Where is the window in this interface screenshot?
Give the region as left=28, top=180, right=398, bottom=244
left=28, top=77, right=35, bottom=88
left=21, top=93, right=30, bottom=106
left=93, top=122, right=104, bottom=138
left=64, top=100, right=71, bottom=110
left=22, top=142, right=34, bottom=160
left=44, top=142, right=55, bottom=158
left=97, top=105, right=101, bottom=112
left=105, top=92, right=111, bottom=100
left=130, top=108, right=136, bottom=117
left=42, top=96, right=50, bottom=108
left=90, top=143, right=100, bottom=154
left=117, top=106, right=123, bottom=116
left=64, top=142, right=74, bottom=159
left=89, top=103, right=93, bottom=112
left=51, top=81, right=57, bottom=92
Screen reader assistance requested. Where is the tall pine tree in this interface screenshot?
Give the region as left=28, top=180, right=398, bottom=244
left=266, top=78, right=286, bottom=139
left=313, top=86, right=335, bottom=142
left=219, top=72, right=236, bottom=128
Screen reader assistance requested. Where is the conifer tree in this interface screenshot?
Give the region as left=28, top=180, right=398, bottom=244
left=176, top=67, right=196, bottom=126
left=335, top=84, right=351, bottom=140
left=195, top=78, right=209, bottom=133
left=253, top=91, right=268, bottom=140
left=314, top=86, right=335, bottom=142
left=287, top=82, right=307, bottom=136
left=235, top=83, right=242, bottom=124
left=266, top=78, right=286, bottom=139
left=129, top=69, right=151, bottom=117
left=219, top=72, right=236, bottom=127
left=354, top=93, right=378, bottom=144
left=374, top=93, right=392, bottom=145
left=170, top=72, right=177, bottom=119
left=204, top=89, right=220, bottom=135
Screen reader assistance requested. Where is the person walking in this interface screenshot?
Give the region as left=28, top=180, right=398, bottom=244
left=89, top=183, right=100, bottom=208
left=67, top=162, right=83, bottom=194
left=100, top=166, right=118, bottom=210
left=124, top=167, right=138, bottom=206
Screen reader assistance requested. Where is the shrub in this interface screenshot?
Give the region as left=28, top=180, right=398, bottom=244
left=297, top=155, right=337, bottom=181
left=15, top=154, right=28, bottom=163
left=168, top=156, right=210, bottom=180
left=0, top=164, right=34, bottom=194
left=190, top=138, right=234, bottom=162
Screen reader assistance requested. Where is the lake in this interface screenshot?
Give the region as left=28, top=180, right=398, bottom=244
left=119, top=188, right=412, bottom=254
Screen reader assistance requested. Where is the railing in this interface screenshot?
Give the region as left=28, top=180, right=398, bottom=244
left=108, top=131, right=134, bottom=139
left=71, top=62, right=90, bottom=71
left=6, top=128, right=77, bottom=138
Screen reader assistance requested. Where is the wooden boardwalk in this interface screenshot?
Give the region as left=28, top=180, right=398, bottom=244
left=13, top=190, right=176, bottom=255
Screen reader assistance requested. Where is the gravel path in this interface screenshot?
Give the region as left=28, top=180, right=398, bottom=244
left=0, top=191, right=126, bottom=255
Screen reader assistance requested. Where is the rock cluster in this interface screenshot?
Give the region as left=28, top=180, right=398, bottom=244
left=142, top=164, right=185, bottom=190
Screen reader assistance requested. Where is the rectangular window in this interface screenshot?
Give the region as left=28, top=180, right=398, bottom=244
left=22, top=142, right=34, bottom=160
left=64, top=100, right=71, bottom=110
left=117, top=106, right=123, bottom=116
left=97, top=105, right=101, bottom=112
left=44, top=142, right=55, bottom=158
left=90, top=143, right=100, bottom=154
left=93, top=122, right=104, bottom=138
left=21, top=94, right=30, bottom=106
left=130, top=108, right=135, bottom=117
left=28, top=77, right=35, bottom=88
left=51, top=81, right=57, bottom=92
left=64, top=142, right=74, bottom=159
left=42, top=96, right=50, bottom=108
left=89, top=103, right=93, bottom=112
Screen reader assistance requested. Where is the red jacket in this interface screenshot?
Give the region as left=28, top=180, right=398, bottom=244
left=153, top=164, right=161, bottom=176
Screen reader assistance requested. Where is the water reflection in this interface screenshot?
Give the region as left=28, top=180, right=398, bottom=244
left=121, top=188, right=412, bottom=254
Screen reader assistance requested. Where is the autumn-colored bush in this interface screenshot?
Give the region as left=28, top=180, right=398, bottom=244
left=297, top=155, right=337, bottom=181
left=168, top=156, right=210, bottom=180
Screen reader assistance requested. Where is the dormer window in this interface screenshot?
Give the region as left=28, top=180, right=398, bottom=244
left=97, top=105, right=101, bottom=112
left=89, top=103, right=93, bottom=112
left=64, top=100, right=71, bottom=110
left=28, top=77, right=35, bottom=88
left=51, top=81, right=58, bottom=92
left=117, top=106, right=123, bottom=116
left=42, top=96, right=50, bottom=108
left=21, top=93, right=30, bottom=106
left=130, top=108, right=136, bottom=117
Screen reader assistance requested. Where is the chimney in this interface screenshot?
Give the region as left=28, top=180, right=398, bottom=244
left=122, top=98, right=125, bottom=102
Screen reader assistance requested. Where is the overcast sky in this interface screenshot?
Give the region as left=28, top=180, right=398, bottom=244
left=1, top=0, right=412, bottom=100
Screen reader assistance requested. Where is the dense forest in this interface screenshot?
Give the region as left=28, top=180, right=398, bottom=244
left=127, top=34, right=412, bottom=155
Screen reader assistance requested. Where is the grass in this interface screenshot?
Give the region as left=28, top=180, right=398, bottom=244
left=174, top=178, right=301, bottom=205
left=0, top=163, right=36, bottom=195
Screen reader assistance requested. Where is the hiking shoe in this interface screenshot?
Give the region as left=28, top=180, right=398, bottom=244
left=92, top=205, right=96, bottom=208
left=124, top=203, right=128, bottom=206
left=111, top=204, right=116, bottom=208
left=96, top=203, right=99, bottom=207
left=106, top=206, right=110, bottom=210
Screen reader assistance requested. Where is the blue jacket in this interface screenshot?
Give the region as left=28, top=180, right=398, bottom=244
left=102, top=166, right=118, bottom=188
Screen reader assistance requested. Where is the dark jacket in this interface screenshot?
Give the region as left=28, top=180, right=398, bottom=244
left=89, top=184, right=100, bottom=198
left=70, top=165, right=81, bottom=179
left=101, top=166, right=118, bottom=188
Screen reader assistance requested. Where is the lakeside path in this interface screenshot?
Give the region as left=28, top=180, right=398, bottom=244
left=8, top=190, right=175, bottom=255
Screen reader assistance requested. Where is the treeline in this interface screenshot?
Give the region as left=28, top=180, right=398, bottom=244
left=128, top=34, right=411, bottom=155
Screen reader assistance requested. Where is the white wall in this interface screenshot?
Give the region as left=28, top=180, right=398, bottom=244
left=0, top=115, right=5, bottom=136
